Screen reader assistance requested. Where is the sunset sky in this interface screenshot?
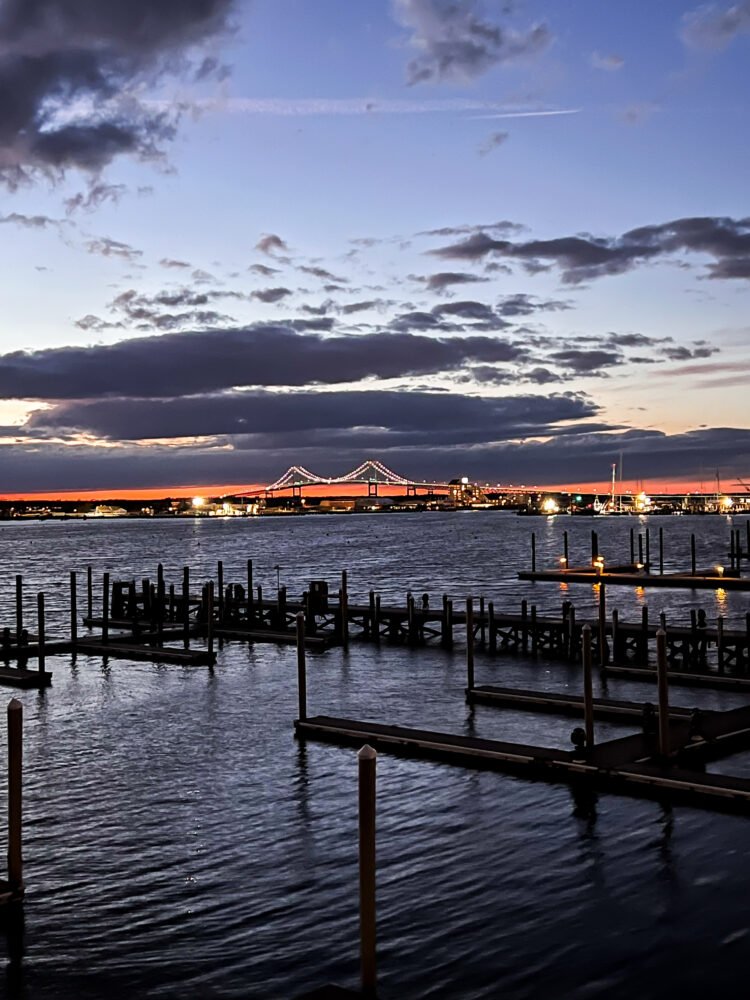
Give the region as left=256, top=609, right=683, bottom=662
left=1, top=0, right=749, bottom=497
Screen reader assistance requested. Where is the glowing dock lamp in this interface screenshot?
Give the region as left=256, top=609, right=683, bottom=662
left=192, top=496, right=206, bottom=509
left=636, top=562, right=645, bottom=570
left=593, top=556, right=605, bottom=574
left=559, top=556, right=568, bottom=567
left=716, top=565, right=725, bottom=577
left=541, top=498, right=560, bottom=515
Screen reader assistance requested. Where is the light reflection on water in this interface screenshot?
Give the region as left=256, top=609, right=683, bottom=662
left=0, top=512, right=748, bottom=999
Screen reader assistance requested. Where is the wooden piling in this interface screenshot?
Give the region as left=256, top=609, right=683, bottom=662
left=37, top=593, right=45, bottom=674
left=521, top=599, right=529, bottom=653
left=182, top=566, right=190, bottom=646
left=488, top=601, right=496, bottom=654
left=530, top=604, right=538, bottom=655
left=656, top=629, right=670, bottom=757
left=717, top=616, right=725, bottom=674
left=466, top=598, right=475, bottom=689
left=641, top=606, right=649, bottom=664
left=611, top=608, right=619, bottom=662
left=102, top=573, right=110, bottom=646
left=206, top=581, right=214, bottom=661
left=591, top=530, right=599, bottom=563
left=358, top=745, right=377, bottom=998
left=15, top=576, right=23, bottom=646
left=445, top=598, right=454, bottom=651
left=87, top=565, right=93, bottom=621
left=217, top=561, right=224, bottom=622
left=247, top=559, right=254, bottom=622
left=582, top=625, right=594, bottom=748
left=531, top=532, right=536, bottom=573
left=340, top=586, right=349, bottom=651
left=296, top=613, right=307, bottom=722
left=563, top=530, right=569, bottom=567
left=70, top=571, right=78, bottom=647
left=374, top=595, right=381, bottom=646
left=598, top=582, right=607, bottom=667
left=730, top=531, right=736, bottom=571
left=7, top=699, right=23, bottom=894
left=479, top=596, right=486, bottom=646
left=567, top=605, right=576, bottom=662
left=368, top=591, right=376, bottom=638
left=645, top=528, right=651, bottom=570
left=638, top=534, right=644, bottom=567
left=691, top=534, right=696, bottom=576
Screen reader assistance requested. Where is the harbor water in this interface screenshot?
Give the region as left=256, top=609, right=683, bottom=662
left=0, top=511, right=749, bottom=999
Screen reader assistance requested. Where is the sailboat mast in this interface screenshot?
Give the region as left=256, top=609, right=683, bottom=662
left=610, top=463, right=617, bottom=511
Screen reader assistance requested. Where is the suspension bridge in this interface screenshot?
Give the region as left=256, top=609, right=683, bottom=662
left=235, top=460, right=486, bottom=498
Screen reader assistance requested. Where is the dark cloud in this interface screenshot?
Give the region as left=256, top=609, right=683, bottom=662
left=478, top=131, right=509, bottom=156
left=429, top=216, right=750, bottom=284
left=86, top=237, right=142, bottom=261
left=249, top=263, right=281, bottom=277
left=159, top=258, right=192, bottom=269
left=299, top=265, right=347, bottom=283
left=418, top=220, right=524, bottom=238
left=0, top=211, right=59, bottom=229
left=681, top=1, right=750, bottom=49
left=422, top=271, right=489, bottom=291
left=0, top=325, right=534, bottom=401
left=550, top=348, right=623, bottom=374
left=496, top=293, right=572, bottom=316
left=256, top=233, right=289, bottom=256
left=0, top=0, right=235, bottom=189
left=28, top=389, right=598, bottom=445
left=393, top=0, right=552, bottom=85
left=64, top=182, right=127, bottom=213
left=252, top=287, right=293, bottom=304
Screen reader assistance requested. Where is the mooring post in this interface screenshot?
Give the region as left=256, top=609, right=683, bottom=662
left=611, top=608, right=619, bottom=662
left=217, top=561, right=224, bottom=623
left=598, top=582, right=607, bottom=667
left=466, top=597, right=475, bottom=689
left=157, top=563, right=165, bottom=619
left=730, top=531, right=736, bottom=571
left=530, top=604, right=538, bottom=655
left=340, top=586, right=349, bottom=651
left=479, top=596, right=486, bottom=646
left=641, top=606, right=649, bottom=665
left=358, top=745, right=377, bottom=998
left=70, top=571, right=78, bottom=648
left=567, top=604, right=576, bottom=662
left=445, top=598, right=454, bottom=650
left=582, top=625, right=595, bottom=749
left=406, top=593, right=415, bottom=646
left=169, top=584, right=175, bottom=623
left=206, top=581, right=214, bottom=662
left=15, top=575, right=23, bottom=646
left=182, top=566, right=190, bottom=646
left=247, top=559, right=254, bottom=623
left=102, top=572, right=110, bottom=645
left=691, top=533, right=696, bottom=576
left=629, top=527, right=635, bottom=565
left=521, top=599, right=529, bottom=652
left=87, top=565, right=93, bottom=621
left=37, top=593, right=45, bottom=674
left=660, top=611, right=667, bottom=630
left=563, top=530, right=569, bottom=567
left=488, top=601, right=496, bottom=654
left=531, top=532, right=536, bottom=573
left=645, top=529, right=651, bottom=571
left=296, top=612, right=307, bottom=722
left=638, top=533, right=644, bottom=567
left=7, top=698, right=23, bottom=895
left=717, top=616, right=725, bottom=675
left=656, top=629, right=670, bottom=758
left=278, top=586, right=287, bottom=628
left=659, top=527, right=664, bottom=575
left=591, top=529, right=599, bottom=564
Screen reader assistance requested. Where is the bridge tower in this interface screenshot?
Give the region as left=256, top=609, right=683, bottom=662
left=368, top=480, right=378, bottom=497
left=292, top=483, right=302, bottom=499
left=406, top=484, right=418, bottom=497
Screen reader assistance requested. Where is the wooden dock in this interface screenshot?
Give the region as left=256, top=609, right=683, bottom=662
left=518, top=567, right=750, bottom=590
left=294, top=714, right=750, bottom=814
left=0, top=665, right=52, bottom=688
left=466, top=684, right=695, bottom=722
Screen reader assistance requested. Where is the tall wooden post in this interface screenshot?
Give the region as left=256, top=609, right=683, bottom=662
left=465, top=597, right=474, bottom=690
left=7, top=699, right=23, bottom=894
left=339, top=588, right=349, bottom=651
left=206, top=581, right=214, bottom=662
left=531, top=532, right=536, bottom=573
left=582, top=625, right=594, bottom=748
left=374, top=595, right=381, bottom=646
left=717, top=616, right=725, bottom=675
left=217, top=561, right=224, bottom=622
left=102, top=572, right=110, bottom=646
left=87, top=565, right=93, bottom=621
left=368, top=591, right=376, bottom=638
left=656, top=629, right=670, bottom=758
left=358, top=745, right=377, bottom=998
left=15, top=575, right=23, bottom=646
left=638, top=534, right=644, bottom=567
left=598, top=582, right=607, bottom=667
left=182, top=566, right=190, bottom=647
left=521, top=599, right=529, bottom=653
left=445, top=598, right=454, bottom=650
left=247, top=559, right=254, bottom=623
left=563, top=530, right=569, bottom=567
left=645, top=528, right=651, bottom=571
left=296, top=613, right=307, bottom=722
left=37, top=593, right=45, bottom=674
left=591, top=530, right=599, bottom=563
left=70, top=571, right=78, bottom=647
left=567, top=605, right=576, bottom=662
left=488, top=601, right=496, bottom=654
left=479, top=596, right=486, bottom=646
left=530, top=604, right=538, bottom=655
left=641, top=606, right=649, bottom=665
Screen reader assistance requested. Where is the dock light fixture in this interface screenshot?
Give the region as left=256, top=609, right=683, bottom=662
left=716, top=565, right=725, bottom=577
left=593, top=556, right=605, bottom=574
left=636, top=562, right=644, bottom=570
left=559, top=556, right=567, bottom=567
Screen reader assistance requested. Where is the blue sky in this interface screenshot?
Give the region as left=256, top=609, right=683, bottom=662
left=1, top=0, right=749, bottom=493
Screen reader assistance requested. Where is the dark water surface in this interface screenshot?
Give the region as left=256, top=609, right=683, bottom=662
left=0, top=512, right=749, bottom=999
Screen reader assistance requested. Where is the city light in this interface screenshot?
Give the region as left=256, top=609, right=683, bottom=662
left=541, top=498, right=559, bottom=515
left=192, top=496, right=206, bottom=508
